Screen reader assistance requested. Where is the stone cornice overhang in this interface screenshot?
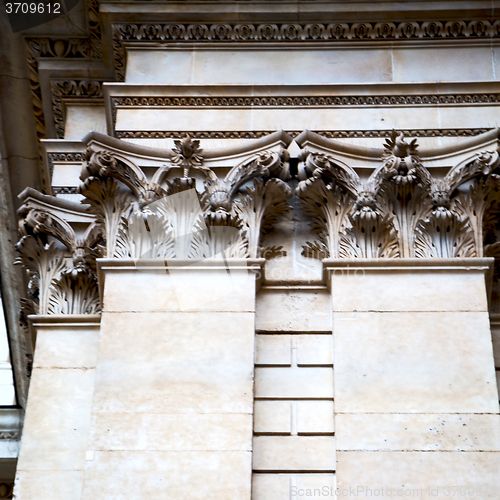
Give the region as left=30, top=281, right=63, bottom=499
left=99, top=1, right=500, bottom=24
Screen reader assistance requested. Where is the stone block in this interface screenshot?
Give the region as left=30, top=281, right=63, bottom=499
left=102, top=267, right=256, bottom=312
left=252, top=474, right=289, bottom=500
left=336, top=414, right=500, bottom=451
left=255, top=334, right=334, bottom=366
left=252, top=474, right=336, bottom=500
left=253, top=436, right=336, bottom=471
left=329, top=270, right=488, bottom=312
left=64, top=105, right=106, bottom=140
left=296, top=335, right=333, bottom=366
left=254, top=401, right=335, bottom=435
left=392, top=46, right=494, bottom=83
left=14, top=471, right=84, bottom=500
left=17, top=369, right=95, bottom=472
left=256, top=289, right=331, bottom=332
left=333, top=311, right=499, bottom=413
left=89, top=413, right=252, bottom=451
left=81, top=450, right=252, bottom=500
left=255, top=335, right=292, bottom=366
left=254, top=401, right=291, bottom=434
left=92, top=312, right=255, bottom=414
left=255, top=367, right=334, bottom=399
left=297, top=401, right=334, bottom=434
left=125, top=48, right=392, bottom=85
left=491, top=324, right=500, bottom=368
left=33, top=326, right=99, bottom=369
left=336, top=451, right=500, bottom=499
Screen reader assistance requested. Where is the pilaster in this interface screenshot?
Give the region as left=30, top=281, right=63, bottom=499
left=81, top=258, right=263, bottom=500
left=14, top=315, right=101, bottom=500
left=324, top=258, right=500, bottom=497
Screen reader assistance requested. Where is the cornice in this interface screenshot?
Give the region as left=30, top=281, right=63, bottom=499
left=100, top=1, right=500, bottom=21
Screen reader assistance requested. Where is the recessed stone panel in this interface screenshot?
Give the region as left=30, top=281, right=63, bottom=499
left=253, top=436, right=335, bottom=471
left=255, top=367, right=334, bottom=399
left=256, top=289, right=331, bottom=332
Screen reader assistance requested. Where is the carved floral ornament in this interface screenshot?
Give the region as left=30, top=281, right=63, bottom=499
left=15, top=131, right=500, bottom=317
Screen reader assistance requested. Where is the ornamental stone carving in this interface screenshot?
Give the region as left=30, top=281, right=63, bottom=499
left=16, top=193, right=101, bottom=317
left=16, top=129, right=500, bottom=318
left=297, top=130, right=500, bottom=260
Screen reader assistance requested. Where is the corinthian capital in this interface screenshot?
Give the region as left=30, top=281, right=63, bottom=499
left=296, top=129, right=500, bottom=261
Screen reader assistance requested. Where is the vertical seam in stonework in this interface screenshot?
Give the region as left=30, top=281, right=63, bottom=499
left=492, top=40, right=497, bottom=81
left=390, top=42, right=395, bottom=82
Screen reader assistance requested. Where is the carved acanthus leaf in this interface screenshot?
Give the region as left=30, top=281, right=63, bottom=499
left=234, top=178, right=292, bottom=258
left=455, top=176, right=500, bottom=256
left=189, top=213, right=248, bottom=259
left=47, top=273, right=101, bottom=315
left=415, top=209, right=476, bottom=258
left=297, top=178, right=353, bottom=258
left=79, top=177, right=134, bottom=258
left=15, top=236, right=67, bottom=315
left=484, top=241, right=500, bottom=280
left=155, top=185, right=204, bottom=259
left=114, top=209, right=175, bottom=259
left=377, top=181, right=430, bottom=258
left=340, top=211, right=400, bottom=259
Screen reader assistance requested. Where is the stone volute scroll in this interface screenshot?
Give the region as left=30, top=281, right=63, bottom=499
left=295, top=129, right=500, bottom=261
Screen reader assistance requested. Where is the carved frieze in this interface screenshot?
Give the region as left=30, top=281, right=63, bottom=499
left=114, top=21, right=500, bottom=45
